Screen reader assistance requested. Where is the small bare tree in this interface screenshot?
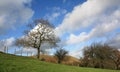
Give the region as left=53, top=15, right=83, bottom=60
left=54, top=48, right=68, bottom=64
left=16, top=19, right=60, bottom=59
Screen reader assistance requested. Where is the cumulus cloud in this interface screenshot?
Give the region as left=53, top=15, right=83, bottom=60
left=5, top=37, right=15, bottom=47
left=55, top=0, right=120, bottom=36
left=66, top=8, right=120, bottom=44
left=69, top=47, right=84, bottom=58
left=0, top=0, right=34, bottom=34
left=54, top=0, right=120, bottom=45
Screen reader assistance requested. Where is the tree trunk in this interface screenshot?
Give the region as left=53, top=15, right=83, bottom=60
left=27, top=51, right=28, bottom=56
left=114, top=60, right=120, bottom=70
left=116, top=63, right=119, bottom=70
left=36, top=35, right=42, bottom=60
left=31, top=52, right=32, bottom=56
left=4, top=46, right=6, bottom=53
left=37, top=47, right=40, bottom=59
left=101, top=60, right=104, bottom=69
left=58, top=60, right=61, bottom=64
left=21, top=49, right=22, bottom=56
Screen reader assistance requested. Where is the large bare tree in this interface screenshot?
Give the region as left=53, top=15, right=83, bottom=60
left=16, top=19, right=60, bottom=59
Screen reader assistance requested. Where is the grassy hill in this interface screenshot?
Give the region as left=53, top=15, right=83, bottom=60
left=0, top=52, right=120, bottom=72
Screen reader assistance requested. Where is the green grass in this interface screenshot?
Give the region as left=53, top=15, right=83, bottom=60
left=0, top=52, right=120, bottom=72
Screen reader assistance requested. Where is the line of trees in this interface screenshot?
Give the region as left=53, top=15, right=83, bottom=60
left=14, top=48, right=33, bottom=56
left=0, top=40, right=8, bottom=53
left=80, top=43, right=120, bottom=70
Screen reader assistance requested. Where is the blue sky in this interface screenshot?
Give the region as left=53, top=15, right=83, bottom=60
left=0, top=0, right=120, bottom=57
left=0, top=0, right=85, bottom=39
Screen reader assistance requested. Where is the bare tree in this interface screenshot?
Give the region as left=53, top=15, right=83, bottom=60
left=82, top=43, right=120, bottom=70
left=16, top=19, right=60, bottom=59
left=54, top=48, right=68, bottom=64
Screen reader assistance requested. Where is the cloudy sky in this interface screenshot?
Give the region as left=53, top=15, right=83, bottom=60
left=0, top=0, right=120, bottom=57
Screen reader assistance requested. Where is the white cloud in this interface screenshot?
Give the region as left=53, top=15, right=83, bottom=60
left=0, top=37, right=15, bottom=52
left=53, top=0, right=120, bottom=45
left=69, top=47, right=84, bottom=58
left=0, top=0, right=34, bottom=34
left=66, top=9, right=120, bottom=44
left=66, top=32, right=88, bottom=44
left=3, top=37, right=15, bottom=47
left=5, top=37, right=15, bottom=47
left=55, top=0, right=120, bottom=36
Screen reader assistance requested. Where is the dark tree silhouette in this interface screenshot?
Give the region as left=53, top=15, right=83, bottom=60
left=82, top=43, right=120, bottom=69
left=54, top=48, right=68, bottom=64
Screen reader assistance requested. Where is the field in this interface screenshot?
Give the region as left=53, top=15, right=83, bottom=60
left=0, top=52, right=120, bottom=72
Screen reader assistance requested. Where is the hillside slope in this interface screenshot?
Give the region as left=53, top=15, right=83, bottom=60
left=0, top=52, right=119, bottom=72
left=31, top=54, right=80, bottom=66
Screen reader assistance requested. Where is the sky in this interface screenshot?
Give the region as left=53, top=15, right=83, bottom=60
left=0, top=0, right=120, bottom=58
